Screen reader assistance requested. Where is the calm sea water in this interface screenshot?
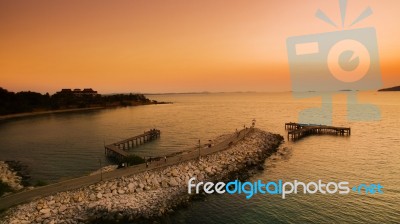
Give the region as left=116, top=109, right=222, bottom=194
left=0, top=92, right=399, bottom=223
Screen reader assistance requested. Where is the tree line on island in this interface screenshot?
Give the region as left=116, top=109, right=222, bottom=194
left=0, top=87, right=165, bottom=116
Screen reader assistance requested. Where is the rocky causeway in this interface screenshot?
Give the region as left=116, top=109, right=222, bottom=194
left=1, top=129, right=283, bottom=224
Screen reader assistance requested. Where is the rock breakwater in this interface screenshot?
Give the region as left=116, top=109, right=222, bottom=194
left=1, top=129, right=283, bottom=223
left=0, top=161, right=25, bottom=196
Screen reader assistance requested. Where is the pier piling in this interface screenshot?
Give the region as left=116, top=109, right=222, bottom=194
left=285, top=122, right=350, bottom=141
left=104, top=129, right=161, bottom=162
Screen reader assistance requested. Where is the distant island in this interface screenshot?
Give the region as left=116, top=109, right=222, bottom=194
left=0, top=87, right=169, bottom=117
left=378, top=86, right=400, bottom=92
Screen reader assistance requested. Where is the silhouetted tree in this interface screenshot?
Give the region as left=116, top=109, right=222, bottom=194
left=0, top=87, right=154, bottom=115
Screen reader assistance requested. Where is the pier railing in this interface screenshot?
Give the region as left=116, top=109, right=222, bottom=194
left=285, top=122, right=351, bottom=141
left=104, top=129, right=161, bottom=162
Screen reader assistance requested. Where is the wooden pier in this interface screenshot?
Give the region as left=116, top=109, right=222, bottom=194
left=105, top=129, right=161, bottom=162
left=285, top=122, right=350, bottom=141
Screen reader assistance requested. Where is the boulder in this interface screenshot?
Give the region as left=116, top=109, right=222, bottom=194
left=89, top=194, right=96, bottom=201
left=105, top=193, right=112, bottom=198
left=197, top=173, right=205, bottom=180
left=42, top=213, right=51, bottom=219
left=128, top=183, right=135, bottom=190
left=169, top=178, right=178, bottom=187
left=39, top=208, right=51, bottom=214
left=59, top=205, right=67, bottom=212
left=47, top=200, right=55, bottom=205
left=96, top=192, right=103, bottom=199
left=161, top=180, right=169, bottom=188
left=171, top=169, right=179, bottom=177
left=149, top=178, right=158, bottom=187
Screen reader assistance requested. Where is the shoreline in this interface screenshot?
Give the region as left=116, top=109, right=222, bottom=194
left=0, top=102, right=172, bottom=121
left=0, top=107, right=105, bottom=121
left=1, top=129, right=284, bottom=223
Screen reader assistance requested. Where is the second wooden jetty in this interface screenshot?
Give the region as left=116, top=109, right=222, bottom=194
left=285, top=122, right=350, bottom=141
left=105, top=129, right=161, bottom=162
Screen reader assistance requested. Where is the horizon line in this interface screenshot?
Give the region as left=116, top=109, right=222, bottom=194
left=2, top=86, right=399, bottom=95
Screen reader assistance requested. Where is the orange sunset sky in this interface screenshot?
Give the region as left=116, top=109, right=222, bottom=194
left=0, top=0, right=399, bottom=94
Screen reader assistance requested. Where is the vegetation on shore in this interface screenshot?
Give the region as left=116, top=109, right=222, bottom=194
left=0, top=87, right=165, bottom=116
left=124, top=155, right=145, bottom=166
left=378, top=85, right=400, bottom=91
left=34, top=180, right=48, bottom=187
left=0, top=180, right=13, bottom=197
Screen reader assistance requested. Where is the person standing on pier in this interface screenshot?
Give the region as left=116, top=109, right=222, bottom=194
left=164, top=156, right=167, bottom=162
left=146, top=161, right=149, bottom=168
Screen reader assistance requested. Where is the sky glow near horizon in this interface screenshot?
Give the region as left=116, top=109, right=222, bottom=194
left=0, top=0, right=399, bottom=94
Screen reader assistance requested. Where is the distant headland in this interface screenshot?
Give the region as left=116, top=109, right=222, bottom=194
left=378, top=86, right=400, bottom=92
left=0, top=87, right=170, bottom=119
